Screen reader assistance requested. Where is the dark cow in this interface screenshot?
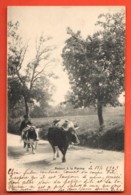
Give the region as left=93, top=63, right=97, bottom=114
left=47, top=126, right=79, bottom=162
left=22, top=126, right=39, bottom=154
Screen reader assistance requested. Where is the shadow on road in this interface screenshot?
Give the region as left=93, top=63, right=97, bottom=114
left=8, top=146, right=25, bottom=159
left=23, top=159, right=51, bottom=167
left=8, top=142, right=64, bottom=169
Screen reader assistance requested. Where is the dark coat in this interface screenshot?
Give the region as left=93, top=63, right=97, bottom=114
left=47, top=127, right=79, bottom=162
left=19, top=120, right=32, bottom=133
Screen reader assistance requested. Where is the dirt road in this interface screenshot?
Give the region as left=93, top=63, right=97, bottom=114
left=7, top=133, right=124, bottom=170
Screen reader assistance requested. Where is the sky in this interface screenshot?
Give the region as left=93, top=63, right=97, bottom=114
left=8, top=6, right=125, bottom=106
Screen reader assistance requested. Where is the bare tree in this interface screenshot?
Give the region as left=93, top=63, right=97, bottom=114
left=8, top=21, right=55, bottom=116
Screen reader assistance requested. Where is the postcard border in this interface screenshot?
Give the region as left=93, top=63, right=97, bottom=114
left=0, top=0, right=131, bottom=194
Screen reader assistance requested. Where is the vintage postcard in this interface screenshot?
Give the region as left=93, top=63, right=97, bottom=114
left=7, top=6, right=125, bottom=191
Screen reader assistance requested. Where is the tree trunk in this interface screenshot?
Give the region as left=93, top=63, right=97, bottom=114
left=24, top=96, right=29, bottom=116
left=97, top=101, right=104, bottom=129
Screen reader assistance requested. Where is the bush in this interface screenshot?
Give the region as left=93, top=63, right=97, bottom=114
left=78, top=125, right=124, bottom=151
left=8, top=115, right=124, bottom=151
left=8, top=118, right=21, bottom=135
left=8, top=117, right=49, bottom=139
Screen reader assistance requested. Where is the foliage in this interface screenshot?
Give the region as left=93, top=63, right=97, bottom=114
left=62, top=11, right=125, bottom=126
left=8, top=21, right=55, bottom=116
left=8, top=117, right=21, bottom=135
left=79, top=124, right=124, bottom=151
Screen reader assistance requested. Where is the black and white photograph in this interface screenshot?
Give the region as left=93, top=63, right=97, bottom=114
left=7, top=6, right=125, bottom=191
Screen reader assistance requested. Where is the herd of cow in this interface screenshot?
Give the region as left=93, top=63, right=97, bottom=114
left=21, top=119, right=80, bottom=162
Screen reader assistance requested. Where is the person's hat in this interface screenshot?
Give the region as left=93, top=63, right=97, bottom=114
left=23, top=114, right=30, bottom=119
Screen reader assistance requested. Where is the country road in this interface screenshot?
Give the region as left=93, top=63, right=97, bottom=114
left=7, top=133, right=124, bottom=170
left=7, top=133, right=124, bottom=191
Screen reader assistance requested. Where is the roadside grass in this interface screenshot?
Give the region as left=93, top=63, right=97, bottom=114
left=8, top=107, right=124, bottom=151
left=32, top=112, right=124, bottom=134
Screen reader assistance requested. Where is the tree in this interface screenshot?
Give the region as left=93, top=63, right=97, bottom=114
left=62, top=11, right=125, bottom=128
left=8, top=21, right=55, bottom=116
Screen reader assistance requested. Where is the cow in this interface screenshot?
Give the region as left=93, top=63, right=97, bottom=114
left=22, top=126, right=39, bottom=154
left=47, top=120, right=79, bottom=162
left=52, top=119, right=79, bottom=131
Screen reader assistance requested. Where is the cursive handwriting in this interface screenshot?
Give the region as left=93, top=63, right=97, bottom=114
left=7, top=165, right=123, bottom=191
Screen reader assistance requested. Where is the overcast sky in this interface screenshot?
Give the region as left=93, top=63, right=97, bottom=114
left=8, top=6, right=125, bottom=106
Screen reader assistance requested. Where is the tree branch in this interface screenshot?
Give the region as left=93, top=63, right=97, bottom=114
left=33, top=61, right=51, bottom=81
left=17, top=44, right=28, bottom=71
left=29, top=60, right=38, bottom=91
left=16, top=69, right=25, bottom=88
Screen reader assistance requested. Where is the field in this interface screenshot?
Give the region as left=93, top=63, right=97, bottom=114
left=32, top=107, right=124, bottom=151
left=8, top=106, right=124, bottom=151
left=32, top=107, right=124, bottom=132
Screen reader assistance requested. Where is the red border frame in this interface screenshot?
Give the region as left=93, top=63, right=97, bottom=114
left=0, top=0, right=131, bottom=194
